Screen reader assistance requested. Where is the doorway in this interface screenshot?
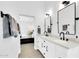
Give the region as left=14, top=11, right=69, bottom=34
left=19, top=15, right=35, bottom=44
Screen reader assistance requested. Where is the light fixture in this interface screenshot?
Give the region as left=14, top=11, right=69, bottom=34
left=45, top=9, right=53, bottom=16
left=59, top=1, right=78, bottom=10
left=62, top=1, right=70, bottom=6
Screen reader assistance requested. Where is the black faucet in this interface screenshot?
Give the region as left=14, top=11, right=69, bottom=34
left=59, top=32, right=65, bottom=40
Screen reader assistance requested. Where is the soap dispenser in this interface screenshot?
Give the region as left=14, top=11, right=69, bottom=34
left=37, top=25, right=41, bottom=34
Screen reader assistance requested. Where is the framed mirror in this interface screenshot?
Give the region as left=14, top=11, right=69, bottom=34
left=44, top=14, right=52, bottom=35
left=57, top=2, right=76, bottom=35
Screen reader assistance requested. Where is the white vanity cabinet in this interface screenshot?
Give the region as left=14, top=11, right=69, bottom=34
left=40, top=37, right=67, bottom=58
left=34, top=35, right=39, bottom=50
left=40, top=39, right=49, bottom=57
left=55, top=44, right=68, bottom=58
left=37, top=36, right=56, bottom=58
left=34, top=35, right=79, bottom=58
left=35, top=36, right=65, bottom=58
left=67, top=46, right=79, bottom=58
left=38, top=37, right=44, bottom=54
left=45, top=40, right=56, bottom=58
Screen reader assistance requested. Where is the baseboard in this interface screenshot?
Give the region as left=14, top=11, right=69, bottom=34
left=20, top=38, right=34, bottom=44
left=37, top=49, right=45, bottom=58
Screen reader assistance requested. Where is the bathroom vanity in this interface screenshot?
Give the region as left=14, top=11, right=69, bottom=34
left=34, top=2, right=79, bottom=58
left=34, top=35, right=79, bottom=58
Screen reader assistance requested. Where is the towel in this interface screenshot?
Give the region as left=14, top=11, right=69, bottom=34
left=3, top=14, right=11, bottom=38
left=3, top=14, right=18, bottom=38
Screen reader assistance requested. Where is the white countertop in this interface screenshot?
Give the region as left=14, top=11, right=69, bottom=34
left=40, top=35, right=79, bottom=49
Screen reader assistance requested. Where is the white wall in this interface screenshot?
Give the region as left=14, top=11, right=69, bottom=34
left=0, top=1, right=45, bottom=36
left=0, top=1, right=79, bottom=39
left=0, top=1, right=45, bottom=24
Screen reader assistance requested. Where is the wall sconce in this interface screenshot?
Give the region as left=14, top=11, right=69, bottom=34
left=44, top=9, right=53, bottom=35
left=45, top=10, right=53, bottom=16
left=59, top=1, right=78, bottom=10
left=62, top=1, right=70, bottom=6
left=59, top=1, right=70, bottom=10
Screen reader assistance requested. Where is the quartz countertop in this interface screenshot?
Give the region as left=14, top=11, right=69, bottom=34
left=40, top=35, right=79, bottom=49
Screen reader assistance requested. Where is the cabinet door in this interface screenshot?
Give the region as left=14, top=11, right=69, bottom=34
left=55, top=45, right=68, bottom=58
left=42, top=40, right=47, bottom=57
left=46, top=41, right=56, bottom=58
left=42, top=40, right=56, bottom=58
left=39, top=38, right=56, bottom=58
left=34, top=36, right=38, bottom=49
left=34, top=35, right=40, bottom=49
left=38, top=37, right=42, bottom=50
left=38, top=37, right=45, bottom=55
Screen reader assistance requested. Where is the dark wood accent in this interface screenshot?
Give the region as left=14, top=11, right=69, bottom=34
left=20, top=38, right=34, bottom=44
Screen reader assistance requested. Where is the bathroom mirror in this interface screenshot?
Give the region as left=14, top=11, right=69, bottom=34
left=57, top=2, right=76, bottom=35
left=46, top=16, right=50, bottom=33
left=44, top=14, right=52, bottom=36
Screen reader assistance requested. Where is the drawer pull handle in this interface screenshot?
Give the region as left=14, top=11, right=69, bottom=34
left=41, top=43, right=43, bottom=47
left=46, top=46, right=48, bottom=52
left=44, top=53, right=45, bottom=55
left=44, top=41, right=45, bottom=42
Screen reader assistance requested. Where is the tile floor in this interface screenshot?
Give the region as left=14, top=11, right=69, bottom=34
left=19, top=43, right=44, bottom=58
